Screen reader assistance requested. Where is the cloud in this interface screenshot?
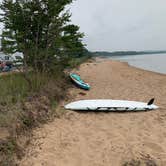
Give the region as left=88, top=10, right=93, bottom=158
left=70, top=0, right=166, bottom=51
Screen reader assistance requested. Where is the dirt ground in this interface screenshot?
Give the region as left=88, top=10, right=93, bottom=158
left=19, top=59, right=166, bottom=166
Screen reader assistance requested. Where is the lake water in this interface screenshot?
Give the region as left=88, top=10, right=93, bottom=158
left=108, top=53, right=166, bottom=74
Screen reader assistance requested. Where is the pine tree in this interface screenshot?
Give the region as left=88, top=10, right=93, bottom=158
left=0, top=0, right=85, bottom=71
left=62, top=24, right=85, bottom=57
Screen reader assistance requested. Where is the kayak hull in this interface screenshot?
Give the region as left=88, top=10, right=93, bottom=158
left=70, top=73, right=90, bottom=90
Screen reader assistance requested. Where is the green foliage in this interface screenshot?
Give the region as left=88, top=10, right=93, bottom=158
left=0, top=0, right=86, bottom=71
left=0, top=71, right=67, bottom=107
left=0, top=73, right=28, bottom=106
left=0, top=70, right=69, bottom=126
left=0, top=72, right=45, bottom=106
left=62, top=24, right=85, bottom=57
left=68, top=54, right=91, bottom=68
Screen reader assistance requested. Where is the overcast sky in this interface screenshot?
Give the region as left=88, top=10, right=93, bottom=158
left=70, top=0, right=166, bottom=51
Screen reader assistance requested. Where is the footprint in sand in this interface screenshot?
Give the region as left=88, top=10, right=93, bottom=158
left=144, top=142, right=165, bottom=153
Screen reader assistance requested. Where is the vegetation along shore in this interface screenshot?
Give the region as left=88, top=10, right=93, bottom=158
left=0, top=0, right=90, bottom=165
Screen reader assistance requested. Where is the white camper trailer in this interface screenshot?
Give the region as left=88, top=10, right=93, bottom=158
left=0, top=52, right=23, bottom=66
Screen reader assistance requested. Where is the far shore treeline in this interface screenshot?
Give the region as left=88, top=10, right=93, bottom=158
left=91, top=50, right=166, bottom=57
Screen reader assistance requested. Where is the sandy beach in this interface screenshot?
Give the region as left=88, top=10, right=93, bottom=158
left=20, top=58, right=166, bottom=165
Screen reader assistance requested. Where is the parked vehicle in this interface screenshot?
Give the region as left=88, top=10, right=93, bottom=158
left=0, top=52, right=23, bottom=66
left=0, top=61, right=12, bottom=72
left=11, top=52, right=24, bottom=66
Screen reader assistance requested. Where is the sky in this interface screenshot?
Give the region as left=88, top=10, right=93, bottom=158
left=70, top=0, right=166, bottom=51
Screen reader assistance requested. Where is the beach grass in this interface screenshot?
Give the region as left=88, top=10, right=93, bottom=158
left=0, top=70, right=70, bottom=165
left=0, top=56, right=91, bottom=165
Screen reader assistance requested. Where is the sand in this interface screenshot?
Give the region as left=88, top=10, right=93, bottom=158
left=19, top=59, right=166, bottom=166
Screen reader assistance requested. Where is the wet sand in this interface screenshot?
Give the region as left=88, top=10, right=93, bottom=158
left=20, top=58, right=166, bottom=166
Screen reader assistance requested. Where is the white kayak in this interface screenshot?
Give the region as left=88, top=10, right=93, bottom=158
left=65, top=98, right=159, bottom=111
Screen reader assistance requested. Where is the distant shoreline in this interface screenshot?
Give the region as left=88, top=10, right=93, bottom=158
left=96, top=57, right=166, bottom=76
left=94, top=52, right=166, bottom=75
left=91, top=50, right=166, bottom=57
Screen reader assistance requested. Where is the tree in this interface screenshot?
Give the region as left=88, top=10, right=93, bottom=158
left=62, top=24, right=85, bottom=57
left=0, top=0, right=85, bottom=72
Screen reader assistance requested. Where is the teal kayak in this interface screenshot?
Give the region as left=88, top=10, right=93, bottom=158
left=70, top=73, right=90, bottom=90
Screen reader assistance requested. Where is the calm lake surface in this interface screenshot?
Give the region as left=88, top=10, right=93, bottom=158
left=108, top=53, right=166, bottom=74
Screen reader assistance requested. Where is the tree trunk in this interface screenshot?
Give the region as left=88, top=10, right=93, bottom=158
left=23, top=50, right=33, bottom=90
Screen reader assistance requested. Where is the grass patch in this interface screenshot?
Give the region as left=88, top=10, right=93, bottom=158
left=0, top=55, right=91, bottom=165
left=0, top=70, right=70, bottom=165
left=0, top=138, right=22, bottom=166
left=68, top=55, right=91, bottom=68
left=122, top=156, right=157, bottom=166
left=0, top=73, right=28, bottom=106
